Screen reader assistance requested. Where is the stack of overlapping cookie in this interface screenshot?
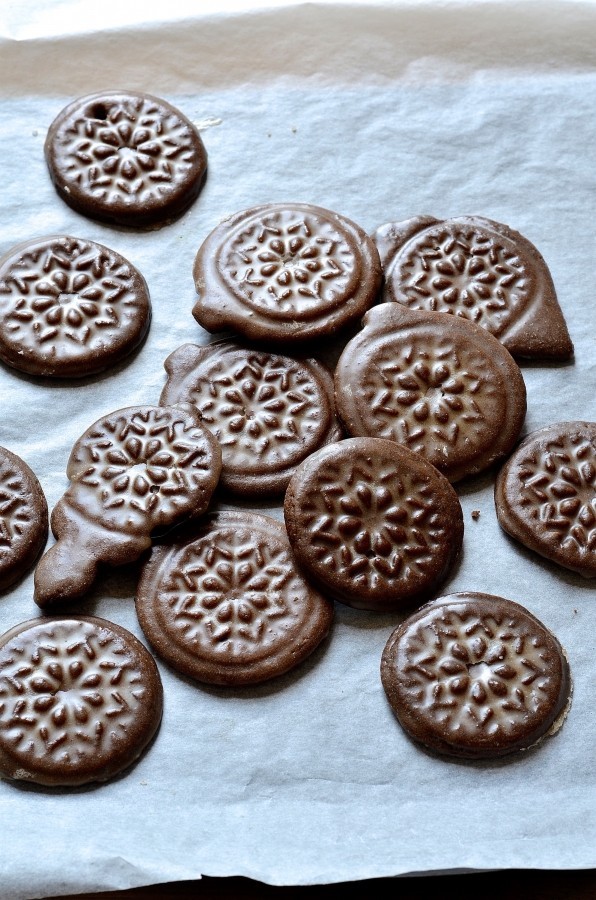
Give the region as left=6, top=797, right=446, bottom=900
left=0, top=89, right=587, bottom=787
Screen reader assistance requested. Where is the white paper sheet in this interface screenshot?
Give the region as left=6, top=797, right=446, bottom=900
left=1, top=2, right=596, bottom=897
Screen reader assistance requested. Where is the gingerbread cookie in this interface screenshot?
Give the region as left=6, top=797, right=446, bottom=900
left=374, top=215, right=573, bottom=360
left=381, top=592, right=571, bottom=759
left=136, top=511, right=334, bottom=686
left=495, top=421, right=596, bottom=577
left=0, top=616, right=162, bottom=786
left=0, top=235, right=151, bottom=377
left=34, top=405, right=222, bottom=608
left=192, top=202, right=382, bottom=343
left=0, top=447, right=48, bottom=592
left=160, top=341, right=343, bottom=497
left=284, top=438, right=463, bottom=612
left=45, top=91, right=207, bottom=227
left=334, top=303, right=526, bottom=482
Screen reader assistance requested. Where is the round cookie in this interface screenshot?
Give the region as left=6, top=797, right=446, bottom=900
left=34, top=405, right=222, bottom=609
left=0, top=235, right=151, bottom=377
left=0, top=447, right=48, bottom=592
left=381, top=592, right=571, bottom=759
left=374, top=215, right=573, bottom=360
left=45, top=91, right=207, bottom=227
left=495, top=421, right=596, bottom=577
left=0, top=616, right=163, bottom=786
left=192, top=202, right=382, bottom=343
left=334, top=303, right=527, bottom=482
left=284, top=437, right=463, bottom=612
left=136, top=511, right=334, bottom=686
left=160, top=341, right=343, bottom=497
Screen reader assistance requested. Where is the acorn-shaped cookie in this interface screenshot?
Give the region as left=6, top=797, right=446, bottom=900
left=34, top=405, right=221, bottom=608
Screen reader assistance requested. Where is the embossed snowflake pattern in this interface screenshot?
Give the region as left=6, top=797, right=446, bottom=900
left=0, top=622, right=145, bottom=763
left=161, top=529, right=301, bottom=654
left=189, top=352, right=325, bottom=468
left=61, top=97, right=196, bottom=203
left=359, top=336, right=501, bottom=462
left=396, top=226, right=529, bottom=335
left=304, top=456, right=446, bottom=590
left=75, top=408, right=216, bottom=523
left=518, top=433, right=596, bottom=554
left=0, top=238, right=143, bottom=353
left=401, top=608, right=556, bottom=739
left=221, top=210, right=355, bottom=314
left=0, top=460, right=28, bottom=554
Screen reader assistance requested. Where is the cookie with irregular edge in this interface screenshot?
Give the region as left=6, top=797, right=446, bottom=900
left=192, top=202, right=382, bottom=343
left=284, top=437, right=463, bottom=612
left=0, top=235, right=151, bottom=377
left=334, top=303, right=527, bottom=482
left=0, top=447, right=48, bottom=592
left=45, top=91, right=207, bottom=227
left=160, top=341, right=343, bottom=497
left=136, top=510, right=334, bottom=686
left=381, top=592, right=571, bottom=759
left=34, top=405, right=222, bottom=609
left=0, top=616, right=162, bottom=786
left=374, top=215, right=573, bottom=361
left=495, top=421, right=596, bottom=577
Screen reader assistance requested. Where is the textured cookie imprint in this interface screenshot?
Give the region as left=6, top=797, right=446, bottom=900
left=284, top=439, right=463, bottom=610
left=34, top=405, right=221, bottom=609
left=335, top=304, right=526, bottom=481
left=381, top=593, right=571, bottom=758
left=0, top=448, right=48, bottom=591
left=193, top=203, right=382, bottom=342
left=45, top=91, right=206, bottom=225
left=218, top=207, right=357, bottom=320
left=0, top=618, right=162, bottom=785
left=0, top=236, right=150, bottom=376
left=161, top=342, right=341, bottom=493
left=136, top=512, right=333, bottom=684
left=495, top=422, right=596, bottom=577
left=394, top=222, right=531, bottom=335
left=374, top=216, right=573, bottom=360
left=68, top=406, right=219, bottom=530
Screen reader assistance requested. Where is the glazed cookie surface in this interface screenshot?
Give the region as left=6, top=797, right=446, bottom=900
left=45, top=91, right=207, bottom=227
left=136, top=511, right=334, bottom=685
left=284, top=437, right=463, bottom=611
left=192, top=202, right=382, bottom=343
left=381, top=592, right=571, bottom=759
left=374, top=215, right=573, bottom=360
left=34, top=405, right=222, bottom=608
left=0, top=235, right=151, bottom=377
left=495, top=421, right=596, bottom=577
left=160, top=341, right=343, bottom=496
left=0, top=447, right=48, bottom=592
left=0, top=616, right=162, bottom=786
left=334, top=303, right=527, bottom=482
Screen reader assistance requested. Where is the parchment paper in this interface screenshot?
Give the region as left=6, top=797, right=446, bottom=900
left=1, top=2, right=596, bottom=897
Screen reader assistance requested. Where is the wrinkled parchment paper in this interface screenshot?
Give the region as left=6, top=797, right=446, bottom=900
left=1, top=2, right=596, bottom=897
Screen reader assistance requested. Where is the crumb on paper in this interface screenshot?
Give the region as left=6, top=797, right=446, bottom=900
left=471, top=510, right=480, bottom=520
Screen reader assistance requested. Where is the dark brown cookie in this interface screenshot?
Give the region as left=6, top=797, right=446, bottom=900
left=136, top=510, right=334, bottom=686
left=283, top=438, right=463, bottom=612
left=0, top=616, right=162, bottom=786
left=160, top=341, right=343, bottom=497
left=34, top=405, right=222, bottom=609
left=334, top=303, right=527, bottom=482
left=45, top=91, right=207, bottom=227
left=192, top=202, right=382, bottom=343
left=495, top=421, right=596, bottom=577
left=0, top=235, right=151, bottom=377
left=374, top=215, right=573, bottom=361
left=0, top=447, right=48, bottom=592
left=381, top=592, right=571, bottom=759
